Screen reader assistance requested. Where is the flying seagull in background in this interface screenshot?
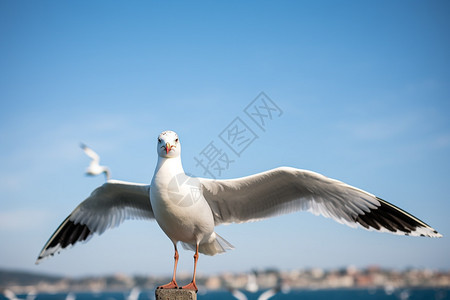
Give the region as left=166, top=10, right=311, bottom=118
left=230, top=287, right=281, bottom=300
left=229, top=271, right=284, bottom=300
left=80, top=143, right=110, bottom=181
left=3, top=289, right=36, bottom=300
left=37, top=131, right=442, bottom=292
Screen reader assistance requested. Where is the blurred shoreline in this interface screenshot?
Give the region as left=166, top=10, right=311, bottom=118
left=2, top=266, right=450, bottom=294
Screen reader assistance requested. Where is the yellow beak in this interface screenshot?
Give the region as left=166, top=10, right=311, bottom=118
left=165, top=142, right=172, bottom=154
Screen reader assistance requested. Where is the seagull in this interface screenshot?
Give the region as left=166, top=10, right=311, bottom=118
left=80, top=143, right=110, bottom=180
left=3, top=289, right=36, bottom=300
left=37, top=131, right=442, bottom=292
left=65, top=293, right=76, bottom=300
left=230, top=287, right=281, bottom=300
left=230, top=271, right=282, bottom=300
left=126, top=287, right=140, bottom=300
left=245, top=272, right=259, bottom=293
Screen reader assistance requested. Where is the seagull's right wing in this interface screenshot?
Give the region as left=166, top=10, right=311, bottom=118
left=80, top=143, right=100, bottom=162
left=36, top=180, right=154, bottom=263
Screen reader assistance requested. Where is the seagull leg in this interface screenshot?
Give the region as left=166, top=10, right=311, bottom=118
left=157, top=245, right=179, bottom=289
left=182, top=243, right=199, bottom=292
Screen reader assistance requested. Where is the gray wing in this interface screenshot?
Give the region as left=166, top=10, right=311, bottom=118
left=36, top=180, right=154, bottom=263
left=200, top=167, right=442, bottom=238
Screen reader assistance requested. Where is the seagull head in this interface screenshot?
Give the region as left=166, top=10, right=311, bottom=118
left=157, top=131, right=181, bottom=158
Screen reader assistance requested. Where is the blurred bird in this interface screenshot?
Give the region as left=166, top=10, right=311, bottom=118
left=65, top=293, right=76, bottom=300
left=230, top=271, right=282, bottom=300
left=257, top=287, right=281, bottom=300
left=3, top=289, right=19, bottom=300
left=80, top=143, right=110, bottom=181
left=3, top=289, right=36, bottom=300
left=230, top=286, right=281, bottom=300
left=230, top=289, right=248, bottom=300
left=246, top=272, right=258, bottom=293
left=126, top=287, right=141, bottom=300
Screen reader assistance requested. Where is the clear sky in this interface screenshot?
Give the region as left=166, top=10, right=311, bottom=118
left=0, top=1, right=449, bottom=278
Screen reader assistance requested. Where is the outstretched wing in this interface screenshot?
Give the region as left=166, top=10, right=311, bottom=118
left=36, top=180, right=154, bottom=263
left=80, top=143, right=100, bottom=163
left=230, top=289, right=248, bottom=300
left=200, top=167, right=441, bottom=237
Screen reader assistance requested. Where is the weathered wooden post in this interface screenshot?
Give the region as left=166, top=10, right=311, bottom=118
left=155, top=289, right=197, bottom=300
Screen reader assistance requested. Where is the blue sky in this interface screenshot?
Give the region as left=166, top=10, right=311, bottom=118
left=0, top=1, right=449, bottom=277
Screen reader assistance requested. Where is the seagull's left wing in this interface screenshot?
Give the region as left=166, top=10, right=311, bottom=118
left=258, top=287, right=280, bottom=300
left=230, top=289, right=248, bottom=300
left=200, top=167, right=442, bottom=237
left=36, top=180, right=154, bottom=263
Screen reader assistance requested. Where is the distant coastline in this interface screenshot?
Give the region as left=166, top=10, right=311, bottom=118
left=2, top=266, right=450, bottom=294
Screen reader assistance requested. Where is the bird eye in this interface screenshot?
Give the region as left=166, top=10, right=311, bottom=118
left=158, top=138, right=162, bottom=143
left=175, top=138, right=179, bottom=143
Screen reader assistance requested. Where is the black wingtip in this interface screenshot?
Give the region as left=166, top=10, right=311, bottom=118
left=354, top=197, right=441, bottom=237
left=49, top=219, right=91, bottom=249
left=37, top=217, right=92, bottom=262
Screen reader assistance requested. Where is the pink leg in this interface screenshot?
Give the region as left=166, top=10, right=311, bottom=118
left=157, top=245, right=179, bottom=289
left=182, top=244, right=199, bottom=292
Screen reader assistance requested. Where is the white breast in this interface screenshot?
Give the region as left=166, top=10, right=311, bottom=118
left=150, top=165, right=215, bottom=245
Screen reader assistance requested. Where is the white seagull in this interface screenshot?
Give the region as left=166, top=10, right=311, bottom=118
left=230, top=271, right=282, bottom=300
left=3, top=289, right=36, bottom=300
left=80, top=143, right=110, bottom=181
left=37, top=131, right=442, bottom=292
left=230, top=287, right=281, bottom=300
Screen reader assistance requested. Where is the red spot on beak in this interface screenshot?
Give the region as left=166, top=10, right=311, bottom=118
left=165, top=142, right=172, bottom=154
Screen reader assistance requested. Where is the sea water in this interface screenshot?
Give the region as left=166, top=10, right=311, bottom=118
left=1, top=288, right=449, bottom=300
